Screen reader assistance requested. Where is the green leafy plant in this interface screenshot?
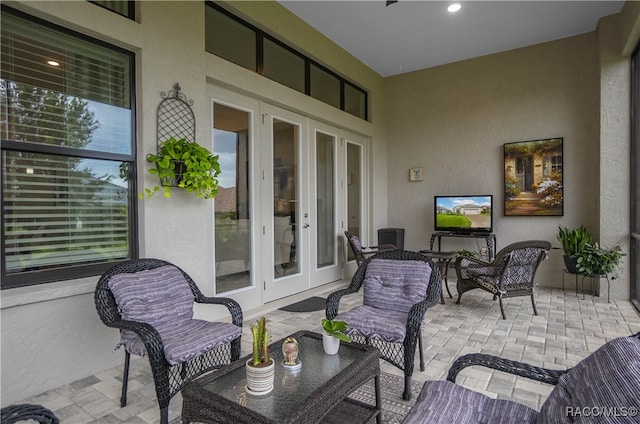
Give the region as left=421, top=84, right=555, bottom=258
left=557, top=225, right=593, bottom=257
left=575, top=242, right=625, bottom=279
left=321, top=318, right=351, bottom=343
left=456, top=249, right=479, bottom=258
left=143, top=137, right=221, bottom=199
left=250, top=317, right=271, bottom=367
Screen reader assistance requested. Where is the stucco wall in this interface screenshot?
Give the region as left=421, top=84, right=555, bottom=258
left=1, top=0, right=637, bottom=406
left=385, top=33, right=602, bottom=287
left=1, top=0, right=387, bottom=404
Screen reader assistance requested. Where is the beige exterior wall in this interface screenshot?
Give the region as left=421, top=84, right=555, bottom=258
left=385, top=6, right=638, bottom=298
left=1, top=0, right=638, bottom=406
left=386, top=33, right=600, bottom=286
left=0, top=0, right=387, bottom=404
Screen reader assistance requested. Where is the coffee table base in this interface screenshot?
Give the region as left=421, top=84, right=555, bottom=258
left=320, top=397, right=379, bottom=424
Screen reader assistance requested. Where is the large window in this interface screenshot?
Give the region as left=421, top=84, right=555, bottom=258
left=205, top=2, right=368, bottom=121
left=1, top=7, right=136, bottom=288
left=89, top=1, right=135, bottom=20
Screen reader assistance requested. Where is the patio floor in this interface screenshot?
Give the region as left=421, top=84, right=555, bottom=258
left=13, top=282, right=640, bottom=423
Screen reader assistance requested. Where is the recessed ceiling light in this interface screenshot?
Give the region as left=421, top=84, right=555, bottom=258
left=47, top=60, right=60, bottom=67
left=448, top=3, right=462, bottom=13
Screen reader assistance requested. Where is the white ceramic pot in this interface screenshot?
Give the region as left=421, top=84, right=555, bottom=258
left=246, top=358, right=275, bottom=394
left=322, top=333, right=340, bottom=355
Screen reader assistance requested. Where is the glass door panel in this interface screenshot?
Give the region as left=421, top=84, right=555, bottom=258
left=213, top=103, right=252, bottom=293
left=263, top=105, right=309, bottom=303
left=310, top=120, right=341, bottom=288
left=316, top=131, right=335, bottom=269
left=346, top=142, right=363, bottom=263
left=273, top=118, right=299, bottom=278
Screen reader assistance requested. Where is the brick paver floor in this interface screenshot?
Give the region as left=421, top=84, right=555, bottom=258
left=15, top=283, right=640, bottom=423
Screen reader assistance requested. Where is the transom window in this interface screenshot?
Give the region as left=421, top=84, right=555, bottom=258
left=205, top=2, right=368, bottom=121
left=1, top=7, right=136, bottom=288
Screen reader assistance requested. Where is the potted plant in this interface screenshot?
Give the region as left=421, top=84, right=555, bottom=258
left=575, top=242, right=625, bottom=279
left=321, top=318, right=351, bottom=355
left=557, top=225, right=593, bottom=274
left=456, top=249, right=479, bottom=259
left=246, top=317, right=274, bottom=394
left=143, top=136, right=221, bottom=199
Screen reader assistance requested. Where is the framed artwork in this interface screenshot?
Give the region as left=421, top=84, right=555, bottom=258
left=409, top=167, right=424, bottom=182
left=503, top=137, right=563, bottom=216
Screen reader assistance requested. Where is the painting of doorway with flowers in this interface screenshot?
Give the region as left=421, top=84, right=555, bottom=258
left=504, top=137, right=563, bottom=216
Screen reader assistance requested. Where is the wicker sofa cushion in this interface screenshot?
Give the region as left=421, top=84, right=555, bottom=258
left=349, top=235, right=363, bottom=252
left=108, top=265, right=242, bottom=364
left=402, top=380, right=538, bottom=424
left=537, top=335, right=640, bottom=423
left=123, top=319, right=242, bottom=365
left=108, top=265, right=195, bottom=351
left=108, top=265, right=194, bottom=325
left=363, top=259, right=431, bottom=313
left=336, top=305, right=412, bottom=342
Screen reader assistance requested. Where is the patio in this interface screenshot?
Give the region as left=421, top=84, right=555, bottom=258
left=12, top=283, right=640, bottom=423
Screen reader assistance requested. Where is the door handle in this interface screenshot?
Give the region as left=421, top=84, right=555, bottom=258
left=303, top=223, right=310, bottom=229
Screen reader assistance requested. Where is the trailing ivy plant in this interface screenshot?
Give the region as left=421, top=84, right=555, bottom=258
left=143, top=137, right=221, bottom=199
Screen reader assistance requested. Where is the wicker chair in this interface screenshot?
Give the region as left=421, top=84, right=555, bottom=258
left=344, top=230, right=397, bottom=266
left=326, top=250, right=442, bottom=400
left=454, top=240, right=551, bottom=319
left=0, top=404, right=59, bottom=424
left=402, top=332, right=640, bottom=424
left=95, top=258, right=243, bottom=424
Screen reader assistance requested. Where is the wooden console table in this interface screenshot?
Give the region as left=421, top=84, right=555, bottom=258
left=429, top=231, right=497, bottom=261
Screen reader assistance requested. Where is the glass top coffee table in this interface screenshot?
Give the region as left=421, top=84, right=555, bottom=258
left=182, top=330, right=381, bottom=424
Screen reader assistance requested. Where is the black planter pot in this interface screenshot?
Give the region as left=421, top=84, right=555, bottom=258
left=159, top=160, right=186, bottom=187
left=563, top=255, right=580, bottom=274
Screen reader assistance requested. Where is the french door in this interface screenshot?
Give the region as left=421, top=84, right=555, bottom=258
left=262, top=105, right=310, bottom=301
left=211, top=88, right=358, bottom=304
left=343, top=132, right=368, bottom=273
left=310, top=120, right=341, bottom=287
left=261, top=107, right=345, bottom=301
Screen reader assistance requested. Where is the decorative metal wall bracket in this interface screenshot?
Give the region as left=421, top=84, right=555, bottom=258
left=156, top=82, right=196, bottom=150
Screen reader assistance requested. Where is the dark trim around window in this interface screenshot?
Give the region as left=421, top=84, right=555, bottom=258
left=88, top=1, right=136, bottom=20
left=205, top=1, right=369, bottom=121
left=1, top=6, right=138, bottom=289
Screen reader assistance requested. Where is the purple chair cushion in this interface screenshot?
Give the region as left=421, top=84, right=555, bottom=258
left=363, top=259, right=431, bottom=313
left=402, top=380, right=537, bottom=424
left=108, top=265, right=243, bottom=364
left=123, top=319, right=242, bottom=365
left=350, top=236, right=362, bottom=251
left=108, top=265, right=195, bottom=326
left=537, top=335, right=640, bottom=423
left=336, top=305, right=410, bottom=342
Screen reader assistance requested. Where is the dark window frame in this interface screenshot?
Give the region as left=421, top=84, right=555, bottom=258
left=88, top=1, right=136, bottom=20
left=205, top=1, right=368, bottom=121
left=1, top=6, right=138, bottom=289
left=631, top=39, right=640, bottom=312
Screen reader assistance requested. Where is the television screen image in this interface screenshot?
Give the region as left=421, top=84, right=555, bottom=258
left=434, top=195, right=493, bottom=234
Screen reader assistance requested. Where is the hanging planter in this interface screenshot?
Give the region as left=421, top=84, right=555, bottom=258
left=158, top=160, right=186, bottom=188
left=142, top=137, right=221, bottom=199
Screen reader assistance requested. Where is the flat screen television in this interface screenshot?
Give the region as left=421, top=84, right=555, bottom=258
left=434, top=195, right=493, bottom=234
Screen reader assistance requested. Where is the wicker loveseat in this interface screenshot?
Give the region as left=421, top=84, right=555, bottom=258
left=402, top=332, right=640, bottom=424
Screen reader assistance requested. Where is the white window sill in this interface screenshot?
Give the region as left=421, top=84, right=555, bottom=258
left=1, top=276, right=98, bottom=309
